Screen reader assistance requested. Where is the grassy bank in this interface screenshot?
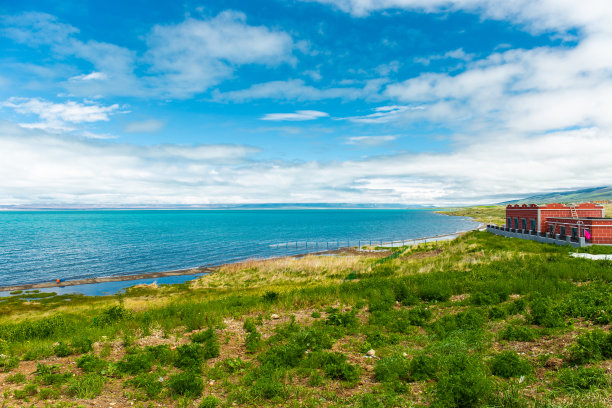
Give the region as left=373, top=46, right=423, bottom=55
left=1, top=232, right=612, bottom=407
left=437, top=206, right=506, bottom=225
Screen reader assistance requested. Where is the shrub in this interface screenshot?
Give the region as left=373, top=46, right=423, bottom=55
left=262, top=291, right=279, bottom=302
left=374, top=354, right=408, bottom=383
left=14, top=383, right=38, bottom=399
left=567, top=329, right=612, bottom=364
left=489, top=306, right=508, bottom=320
left=0, top=355, right=19, bottom=372
left=125, top=373, right=163, bottom=398
left=561, top=285, right=612, bottom=324
left=305, top=351, right=360, bottom=382
left=66, top=373, right=105, bottom=398
left=247, top=366, right=288, bottom=399
left=167, top=371, right=203, bottom=398
left=200, top=395, right=221, bottom=408
left=431, top=309, right=486, bottom=339
left=222, top=357, right=248, bottom=373
left=94, top=305, right=130, bottom=326
left=76, top=354, right=108, bottom=374
left=71, top=336, right=94, bottom=354
left=325, top=307, right=358, bottom=328
left=311, top=311, right=321, bottom=319
left=417, top=283, right=451, bottom=302
left=6, top=372, right=26, bottom=384
left=191, top=328, right=220, bottom=359
left=22, top=345, right=53, bottom=361
left=53, top=341, right=72, bottom=357
left=490, top=351, right=531, bottom=379
left=433, top=353, right=491, bottom=408
left=556, top=367, right=608, bottom=392
left=245, top=330, right=262, bottom=353
left=175, top=344, right=205, bottom=370
left=499, top=323, right=539, bottom=342
left=243, top=318, right=257, bottom=333
left=394, top=282, right=419, bottom=306
left=145, top=344, right=175, bottom=366
left=529, top=295, right=565, bottom=328
left=408, top=352, right=439, bottom=382
left=506, top=298, right=527, bottom=315
left=118, top=352, right=152, bottom=375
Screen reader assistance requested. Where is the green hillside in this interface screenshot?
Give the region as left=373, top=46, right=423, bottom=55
left=504, top=186, right=612, bottom=204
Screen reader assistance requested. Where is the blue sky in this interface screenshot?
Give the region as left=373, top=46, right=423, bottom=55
left=1, top=0, right=611, bottom=206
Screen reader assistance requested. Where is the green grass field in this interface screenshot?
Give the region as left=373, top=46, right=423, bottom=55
left=1, top=231, right=612, bottom=407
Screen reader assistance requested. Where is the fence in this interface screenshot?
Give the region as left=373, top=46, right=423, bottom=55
left=269, top=230, right=474, bottom=251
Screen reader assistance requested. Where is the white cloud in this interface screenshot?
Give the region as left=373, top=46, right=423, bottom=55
left=345, top=135, right=398, bottom=146
left=2, top=122, right=611, bottom=206
left=414, top=48, right=475, bottom=66
left=124, top=120, right=165, bottom=133
left=2, top=97, right=123, bottom=133
left=213, top=78, right=387, bottom=102
left=1, top=11, right=295, bottom=98
left=344, top=105, right=424, bottom=123
left=260, top=110, right=329, bottom=121
left=145, top=11, right=294, bottom=97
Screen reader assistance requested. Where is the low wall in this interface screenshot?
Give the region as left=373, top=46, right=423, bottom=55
left=486, top=226, right=586, bottom=248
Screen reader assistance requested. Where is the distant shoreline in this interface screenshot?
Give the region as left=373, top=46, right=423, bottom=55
left=0, top=228, right=480, bottom=294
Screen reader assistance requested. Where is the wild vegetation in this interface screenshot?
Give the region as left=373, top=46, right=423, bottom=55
left=1, top=231, right=612, bottom=407
left=437, top=206, right=506, bottom=225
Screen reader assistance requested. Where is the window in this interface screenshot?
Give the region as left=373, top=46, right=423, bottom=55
left=530, top=219, right=536, bottom=231
left=507, top=217, right=511, bottom=228
left=572, top=228, right=578, bottom=239
left=514, top=218, right=519, bottom=229
left=560, top=226, right=566, bottom=237
left=522, top=219, right=527, bottom=230
left=549, top=225, right=555, bottom=235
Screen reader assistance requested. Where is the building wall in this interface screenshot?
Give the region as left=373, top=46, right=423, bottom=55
left=506, top=203, right=605, bottom=233
left=546, top=217, right=612, bottom=244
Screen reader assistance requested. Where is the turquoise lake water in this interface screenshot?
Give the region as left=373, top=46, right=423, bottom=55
left=0, top=210, right=478, bottom=287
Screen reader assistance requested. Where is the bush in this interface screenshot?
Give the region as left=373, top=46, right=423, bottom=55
left=125, top=373, right=163, bottom=398
left=529, top=295, right=565, bottom=328
left=22, top=345, right=53, bottom=361
left=200, top=395, right=220, bottom=408
left=71, top=336, right=94, bottom=354
left=433, top=353, right=491, bottom=408
left=489, top=306, right=508, bottom=320
left=499, top=323, right=539, bottom=342
left=431, top=309, right=486, bottom=339
left=243, top=318, right=257, bottom=333
left=418, top=283, right=451, bottom=302
left=567, top=329, right=612, bottom=364
left=306, top=351, right=360, bottom=382
left=118, top=352, right=152, bottom=375
left=245, top=330, right=262, bottom=353
left=76, top=354, right=108, bottom=374
left=262, top=291, right=279, bottom=302
left=167, top=371, right=203, bottom=398
left=556, top=367, right=608, bottom=392
left=374, top=354, right=408, bottom=383
left=408, top=352, right=438, bottom=382
left=247, top=366, right=288, bottom=399
left=14, top=383, right=38, bottom=399
left=54, top=341, right=72, bottom=357
left=0, top=355, right=19, bottom=372
left=66, top=373, right=105, bottom=398
left=191, top=328, right=220, bottom=359
left=506, top=298, right=527, bottom=315
left=6, top=372, right=26, bottom=384
left=325, top=307, right=358, bottom=328
left=394, top=282, right=419, bottom=306
left=175, top=344, right=205, bottom=370
left=94, top=305, right=130, bottom=326
left=561, top=285, right=612, bottom=324
left=490, top=351, right=531, bottom=379
left=145, top=344, right=175, bottom=366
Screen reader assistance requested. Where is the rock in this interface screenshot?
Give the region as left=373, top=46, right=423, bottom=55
left=366, top=349, right=376, bottom=357
left=271, top=313, right=280, bottom=320
left=208, top=380, right=215, bottom=386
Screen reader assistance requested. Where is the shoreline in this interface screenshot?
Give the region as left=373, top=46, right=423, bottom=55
left=0, top=226, right=481, bottom=294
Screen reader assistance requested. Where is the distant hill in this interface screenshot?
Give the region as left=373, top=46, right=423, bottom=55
left=503, top=186, right=612, bottom=204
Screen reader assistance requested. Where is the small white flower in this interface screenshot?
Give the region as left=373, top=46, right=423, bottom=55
left=158, top=377, right=164, bottom=382
left=518, top=376, right=525, bottom=384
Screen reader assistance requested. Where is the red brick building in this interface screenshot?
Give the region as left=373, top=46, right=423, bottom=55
left=505, top=203, right=612, bottom=244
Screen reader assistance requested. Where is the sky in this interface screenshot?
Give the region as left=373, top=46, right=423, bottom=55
left=1, top=0, right=611, bottom=206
